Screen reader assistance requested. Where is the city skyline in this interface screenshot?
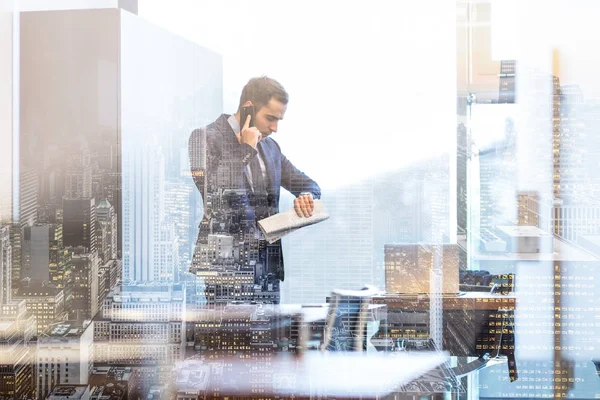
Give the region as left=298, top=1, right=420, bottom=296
left=1, top=1, right=600, bottom=399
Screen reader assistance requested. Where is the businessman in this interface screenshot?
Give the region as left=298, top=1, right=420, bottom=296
left=189, top=76, right=321, bottom=304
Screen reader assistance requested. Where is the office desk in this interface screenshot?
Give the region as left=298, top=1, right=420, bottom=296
left=174, top=351, right=450, bottom=399
left=372, top=292, right=517, bottom=381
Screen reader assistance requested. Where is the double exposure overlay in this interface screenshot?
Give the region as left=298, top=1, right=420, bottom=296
left=0, top=1, right=599, bottom=399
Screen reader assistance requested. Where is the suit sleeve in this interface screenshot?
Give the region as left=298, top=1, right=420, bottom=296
left=279, top=152, right=321, bottom=199
left=189, top=128, right=211, bottom=204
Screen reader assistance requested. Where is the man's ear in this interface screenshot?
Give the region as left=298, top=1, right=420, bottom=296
left=242, top=100, right=253, bottom=107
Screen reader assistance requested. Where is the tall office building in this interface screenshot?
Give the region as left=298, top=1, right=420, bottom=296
left=93, top=283, right=186, bottom=392
left=64, top=149, right=93, bottom=200
left=498, top=60, right=516, bottom=104
left=96, top=199, right=118, bottom=263
left=384, top=244, right=459, bottom=295
left=122, top=146, right=166, bottom=282
left=188, top=188, right=278, bottom=304
left=20, top=223, right=63, bottom=282
left=558, top=85, right=586, bottom=197
left=186, top=304, right=300, bottom=396
left=164, top=181, right=194, bottom=274
left=552, top=75, right=562, bottom=199
left=105, top=172, right=122, bottom=254
left=98, top=259, right=121, bottom=300
left=518, top=192, right=600, bottom=245
left=69, top=250, right=100, bottom=321
left=456, top=122, right=469, bottom=234
left=0, top=226, right=11, bottom=305
left=384, top=244, right=459, bottom=349
left=11, top=168, right=39, bottom=288
left=19, top=168, right=39, bottom=229
left=36, top=321, right=94, bottom=399
left=14, top=281, right=67, bottom=335
left=582, top=100, right=600, bottom=198
left=464, top=227, right=600, bottom=398
left=0, top=300, right=36, bottom=399
left=63, top=198, right=97, bottom=254
left=157, top=223, right=178, bottom=282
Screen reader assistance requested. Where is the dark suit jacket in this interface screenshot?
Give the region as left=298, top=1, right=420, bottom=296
left=189, top=114, right=321, bottom=281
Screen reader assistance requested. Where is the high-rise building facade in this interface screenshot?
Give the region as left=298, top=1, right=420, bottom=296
left=498, top=60, right=516, bottom=104
left=93, top=283, right=186, bottom=372
left=122, top=146, right=167, bottom=282
left=69, top=250, right=100, bottom=320
left=11, top=168, right=39, bottom=288
left=63, top=198, right=97, bottom=254
left=0, top=226, right=11, bottom=306
left=14, top=281, right=67, bottom=335
left=164, top=181, right=194, bottom=276
left=36, top=321, right=94, bottom=399
left=96, top=199, right=118, bottom=263
left=21, top=223, right=63, bottom=282
left=0, top=300, right=36, bottom=399
left=64, top=149, right=93, bottom=200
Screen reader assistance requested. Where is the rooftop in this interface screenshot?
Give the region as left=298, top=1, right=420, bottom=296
left=42, top=322, right=89, bottom=338
left=174, top=360, right=210, bottom=392
left=47, top=385, right=90, bottom=400
left=15, top=281, right=62, bottom=297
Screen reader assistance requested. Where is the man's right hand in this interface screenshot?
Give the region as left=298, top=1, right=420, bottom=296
left=239, top=114, right=262, bottom=149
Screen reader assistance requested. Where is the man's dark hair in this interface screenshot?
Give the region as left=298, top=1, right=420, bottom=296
left=238, top=76, right=289, bottom=112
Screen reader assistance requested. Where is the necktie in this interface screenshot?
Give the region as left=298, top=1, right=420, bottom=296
left=249, top=154, right=266, bottom=195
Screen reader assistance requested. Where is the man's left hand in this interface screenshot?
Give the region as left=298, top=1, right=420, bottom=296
left=294, top=194, right=314, bottom=218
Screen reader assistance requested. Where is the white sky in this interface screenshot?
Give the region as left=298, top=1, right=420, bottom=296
left=492, top=0, right=600, bottom=97
left=137, top=0, right=457, bottom=189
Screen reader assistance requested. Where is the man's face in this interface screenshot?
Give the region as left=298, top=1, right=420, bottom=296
left=254, top=98, right=287, bottom=139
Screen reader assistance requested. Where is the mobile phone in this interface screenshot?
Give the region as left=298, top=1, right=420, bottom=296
left=240, top=105, right=255, bottom=129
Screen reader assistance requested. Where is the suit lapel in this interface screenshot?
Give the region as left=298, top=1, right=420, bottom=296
left=242, top=163, right=252, bottom=192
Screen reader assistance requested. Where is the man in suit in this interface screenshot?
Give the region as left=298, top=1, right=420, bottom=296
left=189, top=76, right=321, bottom=304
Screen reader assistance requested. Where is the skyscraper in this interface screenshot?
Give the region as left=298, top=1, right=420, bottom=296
left=11, top=168, right=39, bottom=288
left=93, top=283, right=186, bottom=393
left=14, top=281, right=67, bottom=335
left=0, top=225, right=12, bottom=305
left=498, top=60, right=516, bottom=104
left=36, top=321, right=94, bottom=399
left=557, top=85, right=586, bottom=197
left=19, top=168, right=38, bottom=229
left=0, top=301, right=36, bottom=399
left=122, top=145, right=166, bottom=282
left=164, top=181, right=194, bottom=275
left=63, top=198, right=97, bottom=254
left=64, top=149, right=93, bottom=200
left=20, top=224, right=63, bottom=282
left=96, top=199, right=118, bottom=263
left=69, top=249, right=100, bottom=320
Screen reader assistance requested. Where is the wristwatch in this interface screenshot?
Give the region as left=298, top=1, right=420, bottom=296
left=298, top=192, right=314, bottom=199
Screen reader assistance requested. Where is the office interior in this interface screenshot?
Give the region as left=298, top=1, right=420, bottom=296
left=0, top=0, right=599, bottom=399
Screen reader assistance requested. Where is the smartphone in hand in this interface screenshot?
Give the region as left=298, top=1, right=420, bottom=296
left=240, top=105, right=255, bottom=129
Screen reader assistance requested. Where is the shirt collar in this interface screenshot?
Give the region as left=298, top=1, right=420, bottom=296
left=227, top=114, right=240, bottom=135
